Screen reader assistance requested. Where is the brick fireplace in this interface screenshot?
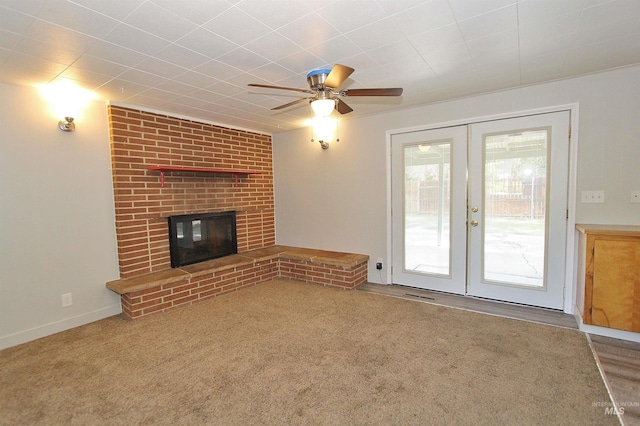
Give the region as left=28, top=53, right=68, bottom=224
left=108, top=106, right=274, bottom=280
left=107, top=106, right=369, bottom=319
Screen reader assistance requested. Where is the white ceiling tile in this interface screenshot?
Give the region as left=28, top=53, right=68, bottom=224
left=366, top=40, right=422, bottom=66
left=0, top=6, right=37, bottom=34
left=207, top=80, right=246, bottom=96
left=306, top=36, right=362, bottom=64
left=520, top=50, right=567, bottom=70
left=0, top=30, right=20, bottom=50
left=345, top=17, right=406, bottom=52
left=0, top=64, right=59, bottom=86
left=268, top=50, right=324, bottom=74
left=572, top=15, right=640, bottom=47
left=375, top=0, right=431, bottom=15
left=0, top=0, right=47, bottom=16
left=123, top=2, right=199, bottom=42
left=517, top=0, right=587, bottom=21
left=153, top=79, right=200, bottom=95
left=457, top=5, right=518, bottom=41
left=0, top=47, right=12, bottom=63
left=117, top=69, right=168, bottom=87
left=36, top=0, right=120, bottom=38
left=519, top=34, right=573, bottom=57
left=71, top=54, right=129, bottom=75
left=68, top=0, right=145, bottom=21
left=334, top=52, right=379, bottom=74
left=216, top=47, right=271, bottom=71
left=83, top=40, right=148, bottom=67
left=422, top=43, right=471, bottom=73
left=24, top=19, right=96, bottom=52
left=248, top=63, right=294, bottom=84
left=518, top=12, right=581, bottom=43
left=153, top=44, right=210, bottom=69
left=447, top=0, right=517, bottom=21
left=172, top=70, right=221, bottom=89
left=579, top=0, right=640, bottom=28
left=1, top=52, right=67, bottom=81
left=465, top=29, right=519, bottom=58
left=175, top=27, right=238, bottom=59
left=104, top=24, right=170, bottom=56
left=58, top=66, right=115, bottom=88
left=98, top=78, right=150, bottom=100
left=202, top=7, right=272, bottom=46
left=315, top=0, right=387, bottom=33
left=225, top=72, right=266, bottom=88
left=187, top=89, right=227, bottom=103
left=237, top=0, right=314, bottom=30
left=391, top=0, right=457, bottom=36
left=172, top=95, right=214, bottom=110
left=137, top=87, right=184, bottom=102
left=149, top=0, right=233, bottom=25
left=410, top=24, right=465, bottom=57
left=276, top=13, right=339, bottom=50
left=193, top=60, right=242, bottom=80
left=244, top=32, right=303, bottom=62
left=135, top=57, right=187, bottom=79
left=13, top=37, right=82, bottom=67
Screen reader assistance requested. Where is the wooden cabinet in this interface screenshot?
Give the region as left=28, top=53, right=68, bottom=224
left=576, top=224, right=640, bottom=332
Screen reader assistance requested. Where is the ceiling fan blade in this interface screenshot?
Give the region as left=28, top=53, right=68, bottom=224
left=335, top=98, right=353, bottom=114
left=342, top=88, right=403, bottom=96
left=248, top=83, right=313, bottom=94
left=324, top=64, right=355, bottom=88
left=271, top=97, right=310, bottom=110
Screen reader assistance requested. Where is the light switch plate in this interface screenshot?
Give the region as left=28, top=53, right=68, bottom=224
left=631, top=190, right=640, bottom=204
left=581, top=190, right=605, bottom=203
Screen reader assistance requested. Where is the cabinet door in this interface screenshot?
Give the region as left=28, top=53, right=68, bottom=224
left=591, top=238, right=640, bottom=332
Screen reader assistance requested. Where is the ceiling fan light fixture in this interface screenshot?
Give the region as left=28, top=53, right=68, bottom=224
left=311, top=99, right=335, bottom=117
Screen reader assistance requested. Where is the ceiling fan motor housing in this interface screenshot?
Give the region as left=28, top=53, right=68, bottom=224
left=307, top=69, right=332, bottom=89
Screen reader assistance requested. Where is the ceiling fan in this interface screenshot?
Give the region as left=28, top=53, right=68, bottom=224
left=248, top=64, right=403, bottom=115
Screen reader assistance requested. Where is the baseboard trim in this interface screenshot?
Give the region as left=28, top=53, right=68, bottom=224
left=0, top=304, right=122, bottom=350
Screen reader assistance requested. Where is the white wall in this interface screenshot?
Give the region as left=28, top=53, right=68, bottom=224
left=0, top=83, right=121, bottom=350
left=273, top=65, right=640, bottom=285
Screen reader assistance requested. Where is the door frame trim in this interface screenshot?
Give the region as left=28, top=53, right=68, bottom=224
left=385, top=103, right=580, bottom=314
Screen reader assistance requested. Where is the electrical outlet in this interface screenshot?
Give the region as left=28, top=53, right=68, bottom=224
left=581, top=190, right=604, bottom=203
left=61, top=293, right=72, bottom=307
left=631, top=190, right=640, bottom=204
left=376, top=257, right=383, bottom=270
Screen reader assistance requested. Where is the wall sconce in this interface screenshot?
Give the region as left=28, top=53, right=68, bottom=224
left=37, top=80, right=97, bottom=133
left=58, top=117, right=76, bottom=132
left=310, top=116, right=338, bottom=149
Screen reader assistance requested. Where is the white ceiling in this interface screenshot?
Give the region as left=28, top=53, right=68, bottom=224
left=1, top=0, right=639, bottom=134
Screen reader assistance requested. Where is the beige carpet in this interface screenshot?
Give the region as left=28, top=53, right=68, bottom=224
left=0, top=279, right=618, bottom=425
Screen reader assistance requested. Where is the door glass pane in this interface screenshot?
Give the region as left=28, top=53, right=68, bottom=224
left=483, top=129, right=548, bottom=287
left=404, top=141, right=451, bottom=276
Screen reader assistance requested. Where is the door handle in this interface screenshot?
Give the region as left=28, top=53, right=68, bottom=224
left=470, top=220, right=478, bottom=227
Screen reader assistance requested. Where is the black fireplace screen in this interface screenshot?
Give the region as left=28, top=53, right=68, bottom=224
left=168, top=211, right=237, bottom=268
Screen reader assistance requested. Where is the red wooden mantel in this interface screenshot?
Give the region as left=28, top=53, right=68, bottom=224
left=147, top=166, right=262, bottom=187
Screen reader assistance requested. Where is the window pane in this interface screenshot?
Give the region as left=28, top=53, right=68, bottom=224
left=404, top=142, right=451, bottom=276
left=483, top=130, right=547, bottom=287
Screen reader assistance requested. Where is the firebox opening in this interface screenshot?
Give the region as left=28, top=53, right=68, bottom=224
left=168, top=211, right=237, bottom=268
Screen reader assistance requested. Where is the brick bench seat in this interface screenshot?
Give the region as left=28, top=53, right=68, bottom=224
left=106, top=245, right=368, bottom=319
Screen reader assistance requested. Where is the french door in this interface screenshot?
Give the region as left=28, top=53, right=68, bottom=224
left=391, top=111, right=570, bottom=310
